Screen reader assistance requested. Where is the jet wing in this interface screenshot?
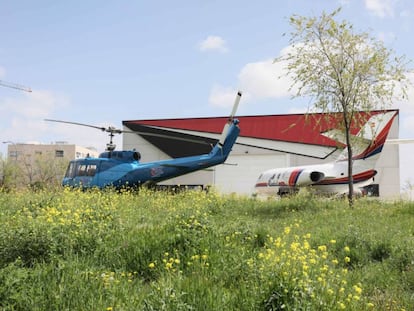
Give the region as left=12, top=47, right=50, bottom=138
left=321, top=129, right=347, bottom=145
left=322, top=129, right=372, bottom=153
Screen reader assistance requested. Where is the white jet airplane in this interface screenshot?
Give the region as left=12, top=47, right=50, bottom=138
left=254, top=111, right=398, bottom=197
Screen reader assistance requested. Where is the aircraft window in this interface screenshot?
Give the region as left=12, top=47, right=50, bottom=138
left=65, top=162, right=76, bottom=178
left=77, top=165, right=88, bottom=176
left=76, top=164, right=98, bottom=177
left=87, top=165, right=97, bottom=176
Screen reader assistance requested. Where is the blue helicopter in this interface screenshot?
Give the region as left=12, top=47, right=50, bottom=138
left=45, top=91, right=242, bottom=189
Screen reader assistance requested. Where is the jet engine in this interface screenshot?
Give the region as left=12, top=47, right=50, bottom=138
left=286, top=169, right=325, bottom=186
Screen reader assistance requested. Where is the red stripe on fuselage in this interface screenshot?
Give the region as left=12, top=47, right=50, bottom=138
left=288, top=169, right=302, bottom=186
left=315, top=169, right=376, bottom=185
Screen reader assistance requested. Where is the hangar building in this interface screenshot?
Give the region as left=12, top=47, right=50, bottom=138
left=122, top=110, right=400, bottom=198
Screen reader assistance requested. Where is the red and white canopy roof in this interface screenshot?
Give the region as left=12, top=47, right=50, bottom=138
left=123, top=110, right=398, bottom=159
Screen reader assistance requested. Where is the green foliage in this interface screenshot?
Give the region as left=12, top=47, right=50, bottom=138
left=0, top=152, right=68, bottom=190
left=279, top=8, right=410, bottom=113
left=0, top=189, right=413, bottom=310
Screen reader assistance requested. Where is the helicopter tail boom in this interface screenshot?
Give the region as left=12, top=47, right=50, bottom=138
left=207, top=118, right=240, bottom=167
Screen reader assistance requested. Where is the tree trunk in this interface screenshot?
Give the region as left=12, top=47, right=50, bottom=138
left=344, top=116, right=354, bottom=207
left=347, top=149, right=354, bottom=207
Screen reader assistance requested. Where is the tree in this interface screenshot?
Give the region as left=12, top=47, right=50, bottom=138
left=32, top=153, right=68, bottom=189
left=0, top=154, right=22, bottom=190
left=276, top=8, right=411, bottom=206
left=0, top=151, right=68, bottom=190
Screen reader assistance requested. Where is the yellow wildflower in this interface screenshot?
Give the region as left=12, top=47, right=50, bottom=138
left=353, top=285, right=362, bottom=294
left=318, top=245, right=327, bottom=252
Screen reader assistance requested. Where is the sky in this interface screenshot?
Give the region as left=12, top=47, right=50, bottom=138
left=1, top=0, right=414, bottom=190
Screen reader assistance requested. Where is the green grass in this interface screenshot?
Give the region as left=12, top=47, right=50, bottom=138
left=0, top=188, right=413, bottom=310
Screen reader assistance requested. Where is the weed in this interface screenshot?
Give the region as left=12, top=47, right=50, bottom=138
left=0, top=189, right=412, bottom=310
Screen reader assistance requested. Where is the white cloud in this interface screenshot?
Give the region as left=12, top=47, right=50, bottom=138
left=0, top=90, right=69, bottom=119
left=365, top=0, right=395, bottom=18
left=238, top=58, right=294, bottom=99
left=208, top=85, right=240, bottom=108
left=0, top=90, right=68, bottom=144
left=208, top=45, right=296, bottom=107
left=198, top=35, right=229, bottom=53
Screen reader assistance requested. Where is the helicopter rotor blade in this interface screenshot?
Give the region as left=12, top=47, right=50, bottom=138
left=45, top=119, right=107, bottom=132
left=45, top=119, right=129, bottom=135
left=123, top=130, right=212, bottom=145
left=229, top=91, right=242, bottom=121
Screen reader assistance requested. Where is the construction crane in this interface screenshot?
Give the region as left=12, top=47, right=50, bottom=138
left=0, top=80, right=32, bottom=92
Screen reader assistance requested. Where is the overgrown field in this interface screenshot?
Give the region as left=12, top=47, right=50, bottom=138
left=0, top=188, right=413, bottom=310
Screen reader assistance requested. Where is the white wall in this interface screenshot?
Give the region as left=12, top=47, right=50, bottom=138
left=214, top=154, right=287, bottom=194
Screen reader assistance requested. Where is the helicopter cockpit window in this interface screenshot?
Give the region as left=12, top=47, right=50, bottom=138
left=65, top=162, right=76, bottom=178
left=87, top=165, right=97, bottom=176
left=76, top=164, right=98, bottom=177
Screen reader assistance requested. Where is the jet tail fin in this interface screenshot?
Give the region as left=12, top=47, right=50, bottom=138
left=337, top=111, right=397, bottom=161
